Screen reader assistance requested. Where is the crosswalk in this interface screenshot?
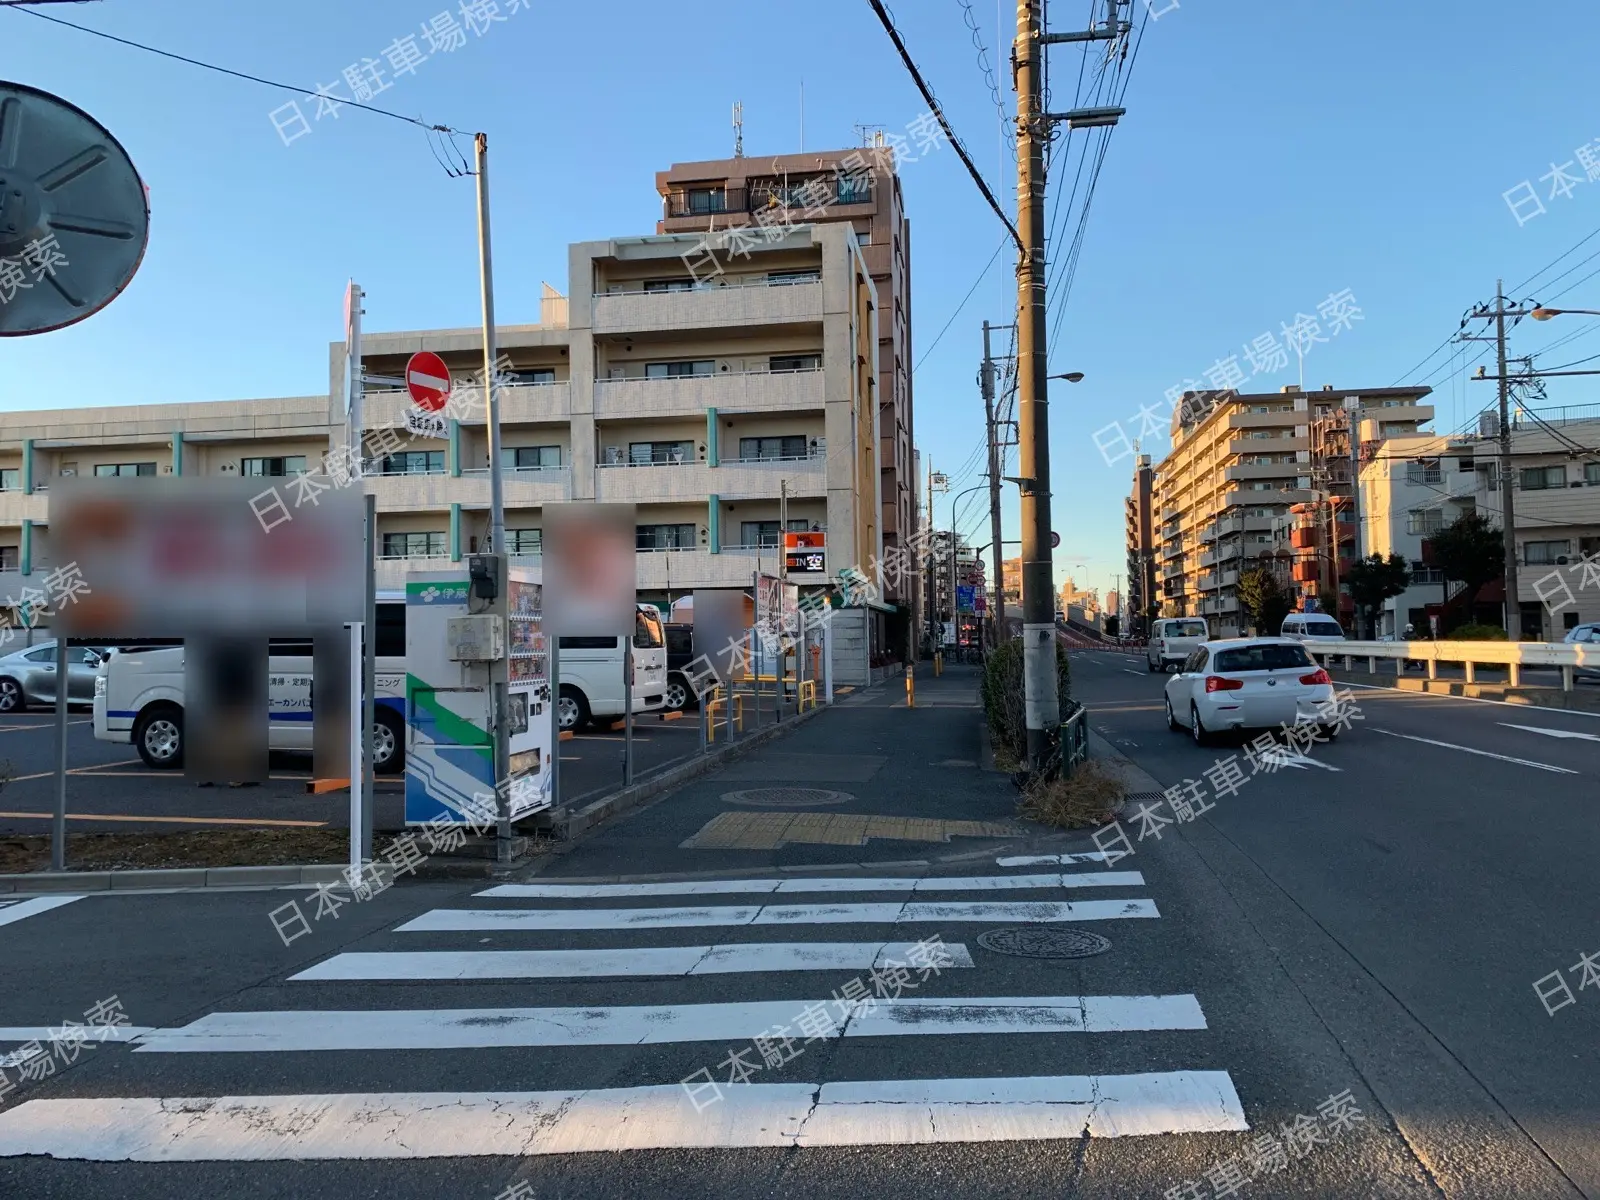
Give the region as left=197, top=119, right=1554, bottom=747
left=0, top=859, right=1248, bottom=1162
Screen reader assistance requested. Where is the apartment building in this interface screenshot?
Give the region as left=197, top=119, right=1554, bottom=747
left=1124, top=453, right=1155, bottom=634
left=1150, top=384, right=1434, bottom=637
left=0, top=224, right=893, bottom=685
left=1361, top=414, right=1600, bottom=639
left=655, top=145, right=917, bottom=654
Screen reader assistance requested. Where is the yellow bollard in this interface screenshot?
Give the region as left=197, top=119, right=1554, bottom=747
left=906, top=663, right=916, bottom=708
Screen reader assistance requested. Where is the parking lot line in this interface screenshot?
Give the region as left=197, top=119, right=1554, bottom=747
left=0, top=720, right=90, bottom=732
left=0, top=811, right=328, bottom=828
left=8, top=759, right=144, bottom=783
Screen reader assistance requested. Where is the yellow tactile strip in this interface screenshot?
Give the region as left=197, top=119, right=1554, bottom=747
left=680, top=811, right=1025, bottom=851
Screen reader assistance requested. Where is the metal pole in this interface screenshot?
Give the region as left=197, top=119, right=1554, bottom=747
left=1016, top=0, right=1060, bottom=774
left=51, top=635, right=67, bottom=872
left=823, top=613, right=834, bottom=703
left=623, top=636, right=633, bottom=786
left=983, top=321, right=1006, bottom=648
left=362, top=492, right=376, bottom=863
left=1495, top=277, right=1519, bottom=637
left=347, top=621, right=362, bottom=878
left=549, top=623, right=561, bottom=807
left=925, top=459, right=935, bottom=656
left=779, top=478, right=788, bottom=713
left=474, top=132, right=512, bottom=864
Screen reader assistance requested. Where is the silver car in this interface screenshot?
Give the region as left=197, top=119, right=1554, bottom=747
left=1565, top=622, right=1600, bottom=679
left=0, top=641, right=108, bottom=712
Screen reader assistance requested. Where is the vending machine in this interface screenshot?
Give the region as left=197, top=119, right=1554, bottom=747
left=403, top=558, right=555, bottom=827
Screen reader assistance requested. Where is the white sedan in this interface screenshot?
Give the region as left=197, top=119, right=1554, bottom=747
left=1164, top=637, right=1338, bottom=746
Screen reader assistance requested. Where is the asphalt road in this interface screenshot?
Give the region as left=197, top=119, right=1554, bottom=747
left=0, top=665, right=1592, bottom=1198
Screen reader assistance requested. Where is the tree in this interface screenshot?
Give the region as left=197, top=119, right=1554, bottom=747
left=1344, top=553, right=1411, bottom=638
left=1428, top=512, right=1504, bottom=627
left=1105, top=615, right=1120, bottom=638
left=1237, top=565, right=1292, bottom=637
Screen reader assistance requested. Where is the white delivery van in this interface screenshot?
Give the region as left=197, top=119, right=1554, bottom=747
left=1146, top=617, right=1210, bottom=672
left=1280, top=613, right=1348, bottom=643
left=93, top=594, right=409, bottom=771
left=555, top=603, right=668, bottom=732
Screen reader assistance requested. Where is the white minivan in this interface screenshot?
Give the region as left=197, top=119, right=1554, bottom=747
left=93, top=595, right=409, bottom=772
left=1280, top=613, right=1348, bottom=644
left=1147, top=617, right=1210, bottom=672
left=555, top=604, right=668, bottom=731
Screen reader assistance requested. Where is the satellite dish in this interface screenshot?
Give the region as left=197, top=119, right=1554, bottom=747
left=0, top=81, right=150, bottom=337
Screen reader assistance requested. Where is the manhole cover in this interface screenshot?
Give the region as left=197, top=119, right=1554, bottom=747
left=977, top=927, right=1112, bottom=959
left=721, top=787, right=854, bottom=808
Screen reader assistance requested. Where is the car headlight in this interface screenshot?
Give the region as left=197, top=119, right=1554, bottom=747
left=94, top=674, right=106, bottom=697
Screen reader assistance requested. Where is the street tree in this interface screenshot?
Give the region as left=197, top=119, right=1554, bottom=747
left=1237, top=565, right=1292, bottom=637
left=1428, top=512, right=1504, bottom=627
left=1344, top=552, right=1411, bottom=638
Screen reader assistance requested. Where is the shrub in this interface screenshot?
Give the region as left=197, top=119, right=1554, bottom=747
left=981, top=638, right=1071, bottom=767
left=1018, top=759, right=1126, bottom=829
left=1446, top=623, right=1509, bottom=641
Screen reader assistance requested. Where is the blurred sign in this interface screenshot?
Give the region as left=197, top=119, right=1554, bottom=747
left=405, top=410, right=448, bottom=439
left=975, top=595, right=987, bottom=613
left=52, top=476, right=363, bottom=638
left=956, top=584, right=976, bottom=612
left=784, top=530, right=825, bottom=574
left=1051, top=531, right=1061, bottom=549
left=543, top=503, right=637, bottom=637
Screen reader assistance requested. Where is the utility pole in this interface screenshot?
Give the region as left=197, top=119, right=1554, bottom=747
left=474, top=132, right=512, bottom=865
left=925, top=459, right=935, bottom=655
left=1494, top=278, right=1519, bottom=637
left=981, top=320, right=1008, bottom=648
left=1345, top=396, right=1363, bottom=636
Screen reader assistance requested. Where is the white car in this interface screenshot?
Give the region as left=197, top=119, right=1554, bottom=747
left=1280, top=613, right=1347, bottom=643
left=1147, top=617, right=1209, bottom=672
left=1164, top=637, right=1338, bottom=745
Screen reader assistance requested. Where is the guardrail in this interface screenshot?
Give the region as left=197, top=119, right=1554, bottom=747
left=1306, top=639, right=1597, bottom=691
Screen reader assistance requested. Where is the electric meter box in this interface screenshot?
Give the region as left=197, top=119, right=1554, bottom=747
left=446, top=615, right=504, bottom=662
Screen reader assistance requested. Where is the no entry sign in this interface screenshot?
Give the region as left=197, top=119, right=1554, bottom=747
left=405, top=351, right=452, bottom=412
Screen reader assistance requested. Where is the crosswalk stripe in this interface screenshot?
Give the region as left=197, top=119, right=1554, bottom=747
left=0, top=896, right=84, bottom=929
left=289, top=942, right=979, bottom=982
left=477, top=871, right=1146, bottom=898
left=996, top=853, right=1116, bottom=866
left=0, top=1071, right=1249, bottom=1159
left=131, top=995, right=1207, bottom=1053
left=0, top=1027, right=153, bottom=1045
left=395, top=898, right=1159, bottom=932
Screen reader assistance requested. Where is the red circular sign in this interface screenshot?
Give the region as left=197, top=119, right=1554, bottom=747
left=405, top=351, right=452, bottom=412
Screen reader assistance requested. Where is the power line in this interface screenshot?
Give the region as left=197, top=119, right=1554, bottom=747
left=913, top=235, right=1010, bottom=373
left=864, top=0, right=1023, bottom=252
left=9, top=5, right=466, bottom=136
left=956, top=0, right=1013, bottom=151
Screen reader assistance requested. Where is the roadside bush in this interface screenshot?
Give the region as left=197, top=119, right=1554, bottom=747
left=981, top=638, right=1071, bottom=767
left=1446, top=623, right=1509, bottom=641
left=1018, top=759, right=1126, bottom=829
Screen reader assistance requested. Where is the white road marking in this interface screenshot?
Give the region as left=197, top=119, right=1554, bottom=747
left=395, top=899, right=1160, bottom=932
left=0, top=1071, right=1248, bottom=1159
left=1338, top=681, right=1600, bottom=719
left=131, top=994, right=1208, bottom=1053
left=1499, top=723, right=1600, bottom=744
left=0, top=1026, right=152, bottom=1045
left=0, top=896, right=84, bottom=929
left=1372, top=728, right=1579, bottom=774
left=477, top=872, right=1146, bottom=899
left=1258, top=746, right=1341, bottom=772
left=997, top=852, right=1117, bottom=866
left=289, top=941, right=978, bottom=982
left=1122, top=669, right=1144, bottom=676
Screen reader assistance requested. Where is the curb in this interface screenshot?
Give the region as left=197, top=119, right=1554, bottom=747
left=0, top=862, right=350, bottom=895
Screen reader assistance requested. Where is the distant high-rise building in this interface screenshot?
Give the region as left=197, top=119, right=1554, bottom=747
left=1125, top=453, right=1155, bottom=636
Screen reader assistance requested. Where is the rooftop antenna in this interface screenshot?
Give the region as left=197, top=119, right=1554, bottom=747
left=854, top=123, right=885, bottom=148
left=798, top=79, right=804, bottom=151
left=732, top=101, right=744, bottom=158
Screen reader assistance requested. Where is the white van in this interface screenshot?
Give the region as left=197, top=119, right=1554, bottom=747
left=1146, top=617, right=1209, bottom=672
left=1280, top=613, right=1348, bottom=643
left=556, top=604, right=668, bottom=732
left=93, top=595, right=409, bottom=772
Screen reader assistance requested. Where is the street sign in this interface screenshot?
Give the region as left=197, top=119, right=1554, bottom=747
left=784, top=530, right=826, bottom=574
left=956, top=585, right=976, bottom=613
left=974, top=595, right=987, bottom=613
left=405, top=351, right=452, bottom=412
left=1051, top=531, right=1061, bottom=549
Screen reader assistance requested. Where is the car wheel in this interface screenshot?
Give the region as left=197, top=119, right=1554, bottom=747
left=1190, top=703, right=1211, bottom=747
left=1146, top=659, right=1157, bottom=673
left=1319, top=724, right=1340, bottom=742
left=0, top=677, right=24, bottom=713
left=557, top=685, right=590, bottom=733
left=133, top=704, right=183, bottom=769
left=372, top=709, right=405, bottom=774
left=664, top=674, right=690, bottom=712
left=1165, top=695, right=1181, bottom=731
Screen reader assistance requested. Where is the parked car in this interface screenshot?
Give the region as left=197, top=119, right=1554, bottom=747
left=0, top=640, right=108, bottom=712
left=664, top=621, right=698, bottom=710
left=1164, top=637, right=1338, bottom=745
left=1280, top=613, right=1348, bottom=643
left=1146, top=617, right=1209, bottom=672
left=1564, top=622, right=1600, bottom=679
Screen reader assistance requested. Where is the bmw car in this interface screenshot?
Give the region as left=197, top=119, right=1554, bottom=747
left=1164, top=637, right=1338, bottom=745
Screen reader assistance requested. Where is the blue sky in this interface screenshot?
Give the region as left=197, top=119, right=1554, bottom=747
left=7, top=0, right=1600, bottom=602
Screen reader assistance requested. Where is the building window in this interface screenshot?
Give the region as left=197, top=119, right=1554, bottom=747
left=0, top=469, right=17, bottom=491
left=1409, top=561, right=1445, bottom=584
left=1477, top=463, right=1499, bottom=492
left=502, top=368, right=556, bottom=385
left=836, top=175, right=871, bottom=205
left=94, top=462, right=156, bottom=477
left=1406, top=509, right=1445, bottom=535
left=740, top=518, right=810, bottom=547
left=644, top=359, right=715, bottom=379
left=500, top=446, right=561, bottom=470
left=636, top=523, right=696, bottom=550
left=378, top=450, right=445, bottom=475
left=0, top=546, right=16, bottom=571
left=686, top=187, right=726, bottom=214
left=241, top=456, right=308, bottom=477
left=769, top=354, right=821, bottom=373
left=506, top=529, right=542, bottom=555
left=767, top=269, right=821, bottom=286
left=1405, top=461, right=1442, bottom=485
left=642, top=278, right=696, bottom=293
left=1520, top=465, right=1566, bottom=490
left=1584, top=462, right=1600, bottom=485
left=1524, top=539, right=1570, bottom=565
left=628, top=440, right=694, bottom=465
left=739, top=435, right=809, bottom=461
left=381, top=531, right=446, bottom=558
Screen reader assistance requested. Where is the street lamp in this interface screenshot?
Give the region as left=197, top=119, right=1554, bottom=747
left=1049, top=371, right=1086, bottom=383
left=1530, top=307, right=1600, bottom=320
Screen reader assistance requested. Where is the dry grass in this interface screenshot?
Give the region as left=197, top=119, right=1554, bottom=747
left=1017, top=760, right=1127, bottom=830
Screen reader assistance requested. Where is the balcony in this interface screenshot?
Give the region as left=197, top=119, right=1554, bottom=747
left=594, top=455, right=826, bottom=504
left=1229, top=436, right=1308, bottom=456
left=1227, top=410, right=1300, bottom=431
left=363, top=467, right=572, bottom=512
left=635, top=546, right=785, bottom=590
left=1226, top=461, right=1302, bottom=482
left=361, top=382, right=571, bottom=430
left=1197, top=572, right=1218, bottom=590
left=593, top=367, right=823, bottom=420
left=593, top=279, right=824, bottom=336
left=661, top=182, right=875, bottom=223
left=0, top=490, right=46, bottom=525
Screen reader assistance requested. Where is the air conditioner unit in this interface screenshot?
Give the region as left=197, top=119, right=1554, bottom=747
left=603, top=446, right=624, bottom=465
left=608, top=367, right=626, bottom=380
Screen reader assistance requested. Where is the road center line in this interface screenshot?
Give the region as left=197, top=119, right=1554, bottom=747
left=1371, top=728, right=1579, bottom=774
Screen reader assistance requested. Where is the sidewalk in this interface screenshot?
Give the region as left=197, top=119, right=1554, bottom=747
left=522, top=663, right=1069, bottom=880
